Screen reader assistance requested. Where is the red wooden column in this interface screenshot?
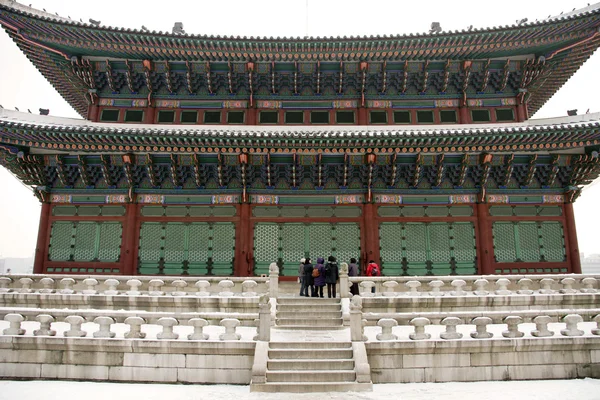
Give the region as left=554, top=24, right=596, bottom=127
left=516, top=103, right=527, bottom=122
left=459, top=106, right=469, bottom=124
left=476, top=203, right=495, bottom=275
left=121, top=203, right=139, bottom=276
left=87, top=105, right=100, bottom=122
left=234, top=203, right=252, bottom=276
left=362, top=203, right=381, bottom=269
left=357, top=108, right=368, bottom=125
left=33, top=202, right=52, bottom=274
left=563, top=202, right=582, bottom=273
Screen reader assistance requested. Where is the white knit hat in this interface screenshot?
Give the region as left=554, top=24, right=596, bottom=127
left=300, top=258, right=306, bottom=263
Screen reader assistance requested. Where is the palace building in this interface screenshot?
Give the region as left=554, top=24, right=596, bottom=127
left=1, top=0, right=600, bottom=278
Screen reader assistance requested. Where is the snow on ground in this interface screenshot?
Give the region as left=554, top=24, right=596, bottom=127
left=1, top=379, right=600, bottom=400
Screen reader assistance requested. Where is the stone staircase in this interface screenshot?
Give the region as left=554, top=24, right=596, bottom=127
left=275, top=297, right=344, bottom=329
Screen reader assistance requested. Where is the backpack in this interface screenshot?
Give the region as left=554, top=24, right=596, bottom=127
left=312, top=267, right=320, bottom=278
left=324, top=263, right=332, bottom=276
left=369, top=263, right=380, bottom=277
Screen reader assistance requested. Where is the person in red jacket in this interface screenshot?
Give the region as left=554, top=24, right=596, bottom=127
left=366, top=260, right=380, bottom=293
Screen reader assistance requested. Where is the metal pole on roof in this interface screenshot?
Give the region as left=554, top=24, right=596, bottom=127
left=305, top=0, right=309, bottom=38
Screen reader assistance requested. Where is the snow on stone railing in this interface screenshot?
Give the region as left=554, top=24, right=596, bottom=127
left=0, top=274, right=269, bottom=297
left=0, top=301, right=272, bottom=341
left=345, top=274, right=599, bottom=298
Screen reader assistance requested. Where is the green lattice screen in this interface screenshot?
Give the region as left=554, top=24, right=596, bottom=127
left=49, top=221, right=122, bottom=262
left=492, top=221, right=565, bottom=262
left=253, top=222, right=360, bottom=276
left=138, top=222, right=235, bottom=275
left=379, top=222, right=476, bottom=275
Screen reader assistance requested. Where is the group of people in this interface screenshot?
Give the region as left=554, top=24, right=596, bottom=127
left=298, top=257, right=380, bottom=298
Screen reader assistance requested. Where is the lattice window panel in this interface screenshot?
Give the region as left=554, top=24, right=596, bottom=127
left=452, top=223, right=476, bottom=262
left=518, top=222, right=541, bottom=262
left=98, top=222, right=122, bottom=262
left=333, top=223, right=360, bottom=264
left=211, top=223, right=235, bottom=262
left=379, top=223, right=403, bottom=264
left=540, top=222, right=565, bottom=262
left=164, top=223, right=187, bottom=263
left=49, top=222, right=74, bottom=261
left=429, top=223, right=451, bottom=263
left=404, top=223, right=427, bottom=262
left=309, top=224, right=333, bottom=260
left=188, top=223, right=211, bottom=263
left=139, top=223, right=163, bottom=262
left=73, top=222, right=98, bottom=262
left=281, top=224, right=305, bottom=263
left=492, top=222, right=518, bottom=262
left=254, top=223, right=279, bottom=263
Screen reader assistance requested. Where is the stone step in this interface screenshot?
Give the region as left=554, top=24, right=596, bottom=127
left=268, top=349, right=353, bottom=359
left=276, top=311, right=343, bottom=319
left=266, top=370, right=356, bottom=383
left=276, top=317, right=343, bottom=326
left=250, top=382, right=373, bottom=393
left=269, top=341, right=352, bottom=349
left=267, top=359, right=355, bottom=371
left=277, top=298, right=340, bottom=305
left=276, top=304, right=342, bottom=312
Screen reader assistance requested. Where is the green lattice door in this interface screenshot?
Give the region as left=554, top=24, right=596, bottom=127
left=48, top=221, right=122, bottom=263
left=492, top=221, right=565, bottom=263
left=253, top=222, right=360, bottom=276
left=138, top=222, right=235, bottom=275
left=379, top=222, right=476, bottom=275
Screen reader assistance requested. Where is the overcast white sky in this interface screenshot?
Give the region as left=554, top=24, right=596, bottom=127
left=0, top=0, right=599, bottom=258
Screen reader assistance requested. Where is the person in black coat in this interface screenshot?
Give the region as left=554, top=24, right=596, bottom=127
left=302, top=258, right=315, bottom=297
left=348, top=257, right=359, bottom=296
left=324, top=255, right=339, bottom=298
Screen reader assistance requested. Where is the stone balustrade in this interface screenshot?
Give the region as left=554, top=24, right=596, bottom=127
left=0, top=274, right=269, bottom=297
left=347, top=274, right=600, bottom=298
left=0, top=308, right=262, bottom=341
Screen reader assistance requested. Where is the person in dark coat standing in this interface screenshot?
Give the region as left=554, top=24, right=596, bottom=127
left=298, top=257, right=306, bottom=296
left=325, top=255, right=339, bottom=298
left=348, top=257, right=359, bottom=296
left=302, top=258, right=314, bottom=297
left=313, top=257, right=326, bottom=298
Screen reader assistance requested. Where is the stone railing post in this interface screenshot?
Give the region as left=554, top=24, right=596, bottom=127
left=0, top=277, right=12, bottom=293
left=473, top=278, right=489, bottom=295
left=428, top=280, right=444, bottom=296
left=269, top=262, right=279, bottom=298
left=339, top=262, right=349, bottom=299
left=495, top=278, right=511, bottom=295
left=157, top=317, right=179, bottom=339
left=539, top=278, right=555, bottom=294
left=440, top=317, right=463, bottom=339
left=561, top=314, right=584, bottom=336
left=502, top=316, right=524, bottom=338
left=376, top=318, right=398, bottom=341
left=195, top=280, right=211, bottom=296
left=405, top=280, right=421, bottom=296
left=93, top=316, right=116, bottom=338
left=39, top=277, right=55, bottom=294
left=82, top=278, right=99, bottom=295
left=470, top=317, right=493, bottom=338
left=409, top=317, right=431, bottom=340
left=188, top=318, right=209, bottom=340
left=124, top=317, right=146, bottom=339
left=581, top=277, right=598, bottom=294
left=360, top=281, right=375, bottom=297
left=592, top=315, right=600, bottom=336
left=34, top=314, right=56, bottom=336
left=19, top=277, right=34, bottom=293
left=218, top=280, right=234, bottom=296
left=531, top=315, right=554, bottom=337
left=60, top=278, right=75, bottom=294
left=64, top=315, right=86, bottom=337
left=242, top=280, right=258, bottom=296
left=219, top=318, right=241, bottom=340
left=126, top=279, right=142, bottom=296
left=382, top=281, right=399, bottom=297
left=148, top=279, right=165, bottom=296
left=255, top=294, right=271, bottom=341
left=3, top=313, right=25, bottom=335
left=350, top=295, right=366, bottom=341
left=560, top=278, right=577, bottom=294
left=103, top=279, right=120, bottom=295
left=450, top=279, right=466, bottom=296
left=171, top=280, right=188, bottom=296
left=517, top=278, right=534, bottom=295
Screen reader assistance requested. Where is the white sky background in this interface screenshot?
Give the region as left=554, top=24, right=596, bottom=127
left=0, top=0, right=599, bottom=258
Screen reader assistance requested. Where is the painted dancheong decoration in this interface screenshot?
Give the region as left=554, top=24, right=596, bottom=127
left=0, top=1, right=599, bottom=277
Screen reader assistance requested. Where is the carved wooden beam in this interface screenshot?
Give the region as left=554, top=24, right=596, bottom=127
left=125, top=60, right=135, bottom=93
left=412, top=154, right=423, bottom=188
left=457, top=154, right=468, bottom=187
left=499, top=59, right=511, bottom=92
left=169, top=154, right=180, bottom=187
left=100, top=155, right=114, bottom=187
left=381, top=61, right=387, bottom=94
left=228, top=61, right=234, bottom=94
left=338, top=61, right=344, bottom=94
left=502, top=154, right=514, bottom=187
left=546, top=155, right=560, bottom=187
left=185, top=61, right=193, bottom=94
left=441, top=60, right=451, bottom=93
left=480, top=153, right=492, bottom=187
left=217, top=152, right=224, bottom=188
left=206, top=61, right=213, bottom=94
left=401, top=60, right=408, bottom=94
left=77, top=155, right=90, bottom=187
left=55, top=155, right=67, bottom=187
left=164, top=61, right=173, bottom=94
left=316, top=61, right=321, bottom=95
left=192, top=154, right=202, bottom=187
left=480, top=59, right=491, bottom=92
left=421, top=61, right=429, bottom=94
left=435, top=154, right=445, bottom=187
left=146, top=154, right=159, bottom=188
left=266, top=153, right=272, bottom=188
left=389, top=152, right=397, bottom=187
left=524, top=154, right=538, bottom=187
left=105, top=60, right=116, bottom=93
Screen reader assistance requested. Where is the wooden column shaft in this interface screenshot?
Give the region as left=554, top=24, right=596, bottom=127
left=476, top=203, right=495, bottom=274
left=234, top=204, right=252, bottom=276
left=33, top=202, right=52, bottom=274
left=563, top=202, right=582, bottom=273
left=459, top=106, right=469, bottom=124
left=357, top=108, right=368, bottom=125
left=362, top=203, right=380, bottom=270
left=121, top=203, right=139, bottom=275
left=144, top=106, right=156, bottom=124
